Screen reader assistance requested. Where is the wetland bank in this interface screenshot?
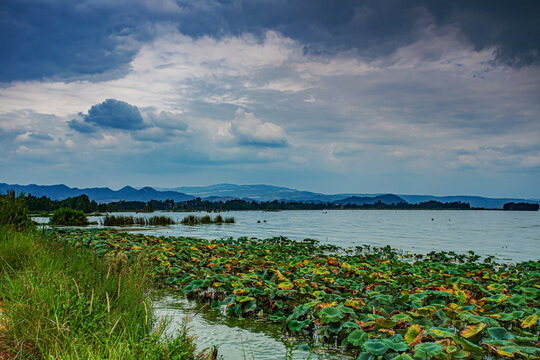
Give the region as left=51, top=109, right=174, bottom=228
left=45, top=225, right=539, bottom=359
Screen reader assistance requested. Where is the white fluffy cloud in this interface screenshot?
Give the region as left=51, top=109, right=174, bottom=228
left=227, top=108, right=288, bottom=148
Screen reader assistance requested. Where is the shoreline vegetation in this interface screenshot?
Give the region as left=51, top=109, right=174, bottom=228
left=47, top=228, right=540, bottom=359
left=0, top=192, right=214, bottom=359
left=15, top=192, right=539, bottom=214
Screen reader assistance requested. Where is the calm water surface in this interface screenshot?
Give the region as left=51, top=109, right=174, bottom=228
left=116, top=210, right=540, bottom=262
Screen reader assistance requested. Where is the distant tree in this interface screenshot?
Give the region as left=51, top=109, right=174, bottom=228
left=503, top=202, right=539, bottom=211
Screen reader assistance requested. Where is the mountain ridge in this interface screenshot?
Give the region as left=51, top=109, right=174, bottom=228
left=2, top=182, right=539, bottom=209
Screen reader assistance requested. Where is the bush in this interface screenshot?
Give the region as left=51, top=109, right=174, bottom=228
left=0, top=191, right=33, bottom=231
left=49, top=208, right=89, bottom=226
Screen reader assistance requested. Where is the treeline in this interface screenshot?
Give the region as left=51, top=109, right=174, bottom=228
left=18, top=193, right=474, bottom=212
left=503, top=202, right=539, bottom=211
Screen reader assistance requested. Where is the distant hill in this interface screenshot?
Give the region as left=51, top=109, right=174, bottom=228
left=162, top=184, right=540, bottom=208
left=335, top=194, right=407, bottom=205
left=161, top=183, right=338, bottom=202
left=2, top=182, right=539, bottom=209
left=0, top=183, right=194, bottom=203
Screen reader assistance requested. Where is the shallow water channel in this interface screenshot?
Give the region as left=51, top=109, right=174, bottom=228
left=152, top=290, right=347, bottom=360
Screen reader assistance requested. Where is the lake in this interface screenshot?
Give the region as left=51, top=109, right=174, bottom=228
left=78, top=209, right=540, bottom=262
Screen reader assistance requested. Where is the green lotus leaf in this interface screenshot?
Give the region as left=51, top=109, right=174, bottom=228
left=362, top=340, right=388, bottom=355
left=346, top=329, right=368, bottom=347
left=487, top=327, right=514, bottom=341
left=356, top=353, right=375, bottom=360
left=181, top=284, right=195, bottom=293
left=508, top=294, right=527, bottom=306
left=453, top=337, right=484, bottom=355
left=499, top=311, right=524, bottom=321
left=455, top=350, right=470, bottom=358
left=319, top=307, right=344, bottom=323
left=391, top=354, right=413, bottom=360
left=486, top=293, right=508, bottom=302
left=414, top=342, right=444, bottom=356
left=287, top=319, right=303, bottom=332
left=269, top=314, right=286, bottom=322
left=328, top=321, right=343, bottom=333
left=342, top=321, right=359, bottom=329
left=381, top=338, right=409, bottom=352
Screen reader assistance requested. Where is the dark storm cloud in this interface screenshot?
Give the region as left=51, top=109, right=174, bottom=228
left=1, top=0, right=539, bottom=83
left=69, top=99, right=146, bottom=132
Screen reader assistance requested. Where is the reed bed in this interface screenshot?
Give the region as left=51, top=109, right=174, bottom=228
left=180, top=215, right=235, bottom=225
left=102, top=215, right=175, bottom=226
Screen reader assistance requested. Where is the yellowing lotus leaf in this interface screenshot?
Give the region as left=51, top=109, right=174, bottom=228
left=521, top=314, right=537, bottom=328
left=461, top=322, right=486, bottom=338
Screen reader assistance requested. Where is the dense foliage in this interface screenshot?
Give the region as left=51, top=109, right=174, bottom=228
left=0, top=191, right=33, bottom=231
left=503, top=202, right=539, bottom=211
left=49, top=207, right=89, bottom=226
left=49, top=229, right=540, bottom=359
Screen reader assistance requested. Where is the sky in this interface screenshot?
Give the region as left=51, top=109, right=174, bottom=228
left=1, top=0, right=539, bottom=198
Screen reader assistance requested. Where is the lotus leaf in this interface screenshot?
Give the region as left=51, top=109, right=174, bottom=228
left=319, top=307, right=344, bottom=323
left=414, top=342, right=444, bottom=356
left=460, top=322, right=486, bottom=338
left=521, top=314, right=537, bottom=328
left=362, top=339, right=388, bottom=355
left=487, top=327, right=514, bottom=341
left=404, top=324, right=422, bottom=345
left=508, top=294, right=527, bottom=306
left=347, top=329, right=368, bottom=346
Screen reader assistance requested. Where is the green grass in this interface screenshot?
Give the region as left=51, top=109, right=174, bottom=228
left=49, top=207, right=89, bottom=226
left=0, top=227, right=211, bottom=359
left=0, top=191, right=33, bottom=231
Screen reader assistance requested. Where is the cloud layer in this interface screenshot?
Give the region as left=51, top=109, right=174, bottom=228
left=0, top=1, right=539, bottom=197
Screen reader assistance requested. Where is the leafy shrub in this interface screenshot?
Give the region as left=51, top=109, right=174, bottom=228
left=0, top=191, right=33, bottom=231
left=49, top=208, right=89, bottom=226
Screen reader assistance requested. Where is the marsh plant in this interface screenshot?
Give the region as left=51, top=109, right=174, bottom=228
left=49, top=207, right=90, bottom=226
left=102, top=214, right=175, bottom=226
left=180, top=215, right=235, bottom=225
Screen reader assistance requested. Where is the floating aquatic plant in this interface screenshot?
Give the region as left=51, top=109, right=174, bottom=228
left=48, top=228, right=540, bottom=359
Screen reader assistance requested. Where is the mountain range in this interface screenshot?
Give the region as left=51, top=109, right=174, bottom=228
left=1, top=182, right=539, bottom=209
